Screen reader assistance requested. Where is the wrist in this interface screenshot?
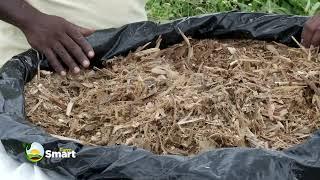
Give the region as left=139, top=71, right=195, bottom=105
left=16, top=10, right=44, bottom=31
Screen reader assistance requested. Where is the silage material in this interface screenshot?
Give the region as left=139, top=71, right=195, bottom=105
left=25, top=38, right=320, bottom=155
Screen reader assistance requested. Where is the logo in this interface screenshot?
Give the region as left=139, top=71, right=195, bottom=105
left=25, top=142, right=45, bottom=163
left=25, top=142, right=76, bottom=163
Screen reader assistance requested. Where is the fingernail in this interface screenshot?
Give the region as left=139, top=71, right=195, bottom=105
left=74, top=67, right=80, bottom=73
left=60, top=71, right=66, bottom=76
left=88, top=51, right=95, bottom=58
left=301, top=38, right=304, bottom=43
left=83, top=60, right=90, bottom=67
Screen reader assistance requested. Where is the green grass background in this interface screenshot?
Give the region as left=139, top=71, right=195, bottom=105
left=146, top=0, right=320, bottom=21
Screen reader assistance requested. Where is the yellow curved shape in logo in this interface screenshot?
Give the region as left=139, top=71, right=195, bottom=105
left=30, top=149, right=40, bottom=155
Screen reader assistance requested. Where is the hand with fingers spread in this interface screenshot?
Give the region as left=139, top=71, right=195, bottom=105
left=0, top=0, right=95, bottom=75
left=302, top=15, right=320, bottom=48
left=22, top=14, right=95, bottom=75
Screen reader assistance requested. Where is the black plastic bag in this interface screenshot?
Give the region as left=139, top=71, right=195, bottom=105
left=1, top=12, right=319, bottom=180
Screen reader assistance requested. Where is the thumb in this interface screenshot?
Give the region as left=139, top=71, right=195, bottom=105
left=80, top=28, right=95, bottom=37
left=75, top=25, right=95, bottom=37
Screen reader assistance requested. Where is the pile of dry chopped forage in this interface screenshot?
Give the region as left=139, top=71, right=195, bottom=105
left=25, top=38, right=320, bottom=156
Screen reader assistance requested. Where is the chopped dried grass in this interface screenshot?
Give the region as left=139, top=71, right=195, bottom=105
left=25, top=38, right=320, bottom=155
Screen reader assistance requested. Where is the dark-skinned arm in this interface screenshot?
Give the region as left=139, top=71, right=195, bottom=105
left=0, top=0, right=95, bottom=75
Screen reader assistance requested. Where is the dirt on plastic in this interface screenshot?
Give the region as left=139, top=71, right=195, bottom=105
left=25, top=37, right=320, bottom=156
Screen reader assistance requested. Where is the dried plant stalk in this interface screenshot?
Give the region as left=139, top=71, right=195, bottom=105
left=25, top=39, right=320, bottom=155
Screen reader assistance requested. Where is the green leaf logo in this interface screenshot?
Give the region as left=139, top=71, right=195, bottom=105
left=25, top=142, right=45, bottom=163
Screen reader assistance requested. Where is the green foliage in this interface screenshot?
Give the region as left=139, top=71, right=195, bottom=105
left=146, top=0, right=320, bottom=21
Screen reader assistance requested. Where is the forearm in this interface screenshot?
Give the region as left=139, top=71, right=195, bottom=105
left=0, top=0, right=42, bottom=29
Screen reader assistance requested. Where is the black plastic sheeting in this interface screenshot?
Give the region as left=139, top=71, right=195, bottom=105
left=0, top=12, right=319, bottom=180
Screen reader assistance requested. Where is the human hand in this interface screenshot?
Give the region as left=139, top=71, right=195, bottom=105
left=302, top=15, right=320, bottom=48
left=21, top=13, right=95, bottom=75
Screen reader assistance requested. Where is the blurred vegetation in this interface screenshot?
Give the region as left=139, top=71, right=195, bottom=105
left=146, top=0, right=320, bottom=21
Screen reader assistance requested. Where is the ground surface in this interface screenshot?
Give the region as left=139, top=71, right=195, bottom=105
left=26, top=38, right=320, bottom=155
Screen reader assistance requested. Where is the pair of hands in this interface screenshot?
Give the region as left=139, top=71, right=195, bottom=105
left=21, top=14, right=95, bottom=76
left=22, top=15, right=320, bottom=76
